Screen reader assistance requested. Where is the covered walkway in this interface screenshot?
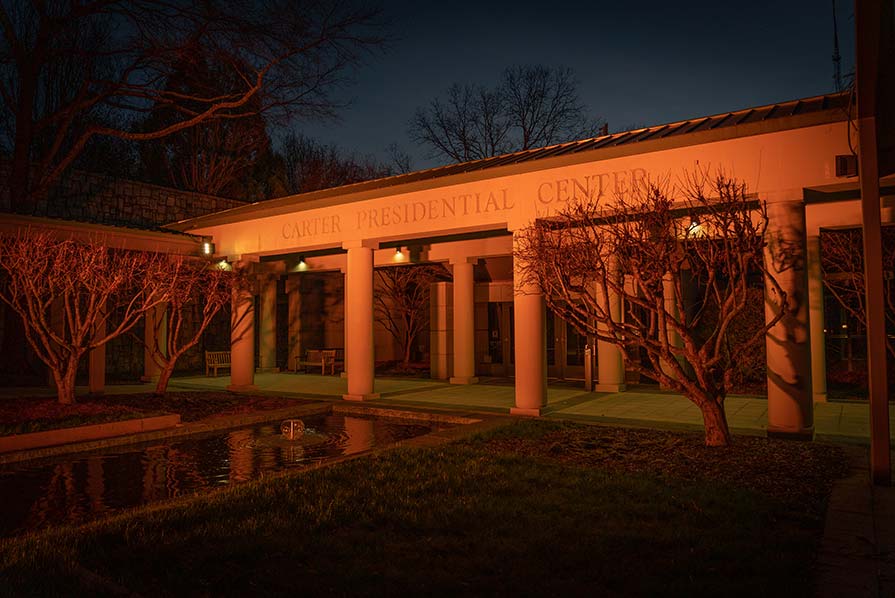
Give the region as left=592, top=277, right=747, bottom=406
left=6, top=373, right=890, bottom=444
left=164, top=372, right=893, bottom=445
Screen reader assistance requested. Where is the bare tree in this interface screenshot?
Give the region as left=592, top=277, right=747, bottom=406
left=515, top=171, right=784, bottom=446
left=139, top=257, right=240, bottom=395
left=138, top=44, right=274, bottom=199
left=385, top=142, right=413, bottom=175
left=821, top=226, right=895, bottom=359
left=140, top=116, right=271, bottom=198
left=502, top=65, right=601, bottom=151
left=410, top=65, right=603, bottom=163
left=0, top=0, right=383, bottom=208
left=0, top=232, right=169, bottom=404
left=409, top=84, right=508, bottom=163
left=374, top=264, right=448, bottom=367
left=279, top=132, right=393, bottom=194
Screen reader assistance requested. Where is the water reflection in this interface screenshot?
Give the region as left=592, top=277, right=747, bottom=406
left=228, top=428, right=255, bottom=483
left=0, top=414, right=437, bottom=537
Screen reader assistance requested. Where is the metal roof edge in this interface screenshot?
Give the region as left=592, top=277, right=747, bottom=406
left=170, top=93, right=851, bottom=232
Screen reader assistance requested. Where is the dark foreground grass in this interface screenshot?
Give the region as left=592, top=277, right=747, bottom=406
left=0, top=420, right=846, bottom=597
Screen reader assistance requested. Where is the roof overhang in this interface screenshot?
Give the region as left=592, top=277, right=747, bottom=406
left=0, top=214, right=208, bottom=255
left=804, top=173, right=895, bottom=203
left=168, top=95, right=850, bottom=233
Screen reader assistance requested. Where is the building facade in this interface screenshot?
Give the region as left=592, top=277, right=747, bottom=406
left=166, top=92, right=892, bottom=438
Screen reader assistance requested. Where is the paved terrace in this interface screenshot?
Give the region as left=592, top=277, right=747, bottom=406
left=151, top=372, right=894, bottom=444
left=4, top=372, right=891, bottom=444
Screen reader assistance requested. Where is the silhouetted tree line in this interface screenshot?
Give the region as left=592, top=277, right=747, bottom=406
left=1, top=0, right=603, bottom=204
left=0, top=0, right=387, bottom=206
left=410, top=65, right=605, bottom=163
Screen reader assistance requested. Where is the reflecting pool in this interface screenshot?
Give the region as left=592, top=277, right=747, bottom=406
left=0, top=412, right=441, bottom=537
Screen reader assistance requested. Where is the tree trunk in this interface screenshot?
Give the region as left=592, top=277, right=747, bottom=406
left=53, top=363, right=78, bottom=405
left=154, top=363, right=174, bottom=396
left=698, top=399, right=732, bottom=447
left=402, top=336, right=412, bottom=368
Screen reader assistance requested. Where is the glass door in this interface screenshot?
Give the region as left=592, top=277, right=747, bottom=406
left=563, top=323, right=587, bottom=380
left=547, top=309, right=587, bottom=380
left=485, top=302, right=514, bottom=377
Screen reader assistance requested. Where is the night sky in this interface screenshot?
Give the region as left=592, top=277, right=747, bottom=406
left=298, top=0, right=856, bottom=170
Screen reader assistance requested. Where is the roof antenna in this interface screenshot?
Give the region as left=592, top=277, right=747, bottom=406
left=832, top=0, right=843, bottom=92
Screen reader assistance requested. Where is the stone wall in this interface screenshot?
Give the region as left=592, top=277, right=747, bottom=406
left=0, top=161, right=247, bottom=228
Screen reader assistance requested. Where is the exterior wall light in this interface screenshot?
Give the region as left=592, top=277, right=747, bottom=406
left=687, top=217, right=701, bottom=236
left=202, top=241, right=215, bottom=255
left=297, top=256, right=308, bottom=272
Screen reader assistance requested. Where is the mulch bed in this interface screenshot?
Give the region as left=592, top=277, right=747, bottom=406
left=0, top=392, right=313, bottom=436
left=479, top=423, right=850, bottom=513
left=374, top=361, right=431, bottom=378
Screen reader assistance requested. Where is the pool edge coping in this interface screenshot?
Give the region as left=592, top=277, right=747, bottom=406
left=0, top=414, right=182, bottom=455
left=0, top=401, right=493, bottom=466
left=0, top=402, right=333, bottom=466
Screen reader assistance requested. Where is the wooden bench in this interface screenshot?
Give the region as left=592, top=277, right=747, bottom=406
left=331, top=348, right=345, bottom=373
left=205, top=351, right=231, bottom=376
left=294, top=349, right=337, bottom=375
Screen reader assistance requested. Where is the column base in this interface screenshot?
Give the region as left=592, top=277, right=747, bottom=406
left=813, top=392, right=828, bottom=403
left=256, top=367, right=280, bottom=374
left=510, top=406, right=543, bottom=417
left=342, top=393, right=381, bottom=402
left=593, top=383, right=626, bottom=393
left=226, top=384, right=259, bottom=392
left=449, top=376, right=479, bottom=385
left=340, top=372, right=349, bottom=379
left=766, top=426, right=815, bottom=441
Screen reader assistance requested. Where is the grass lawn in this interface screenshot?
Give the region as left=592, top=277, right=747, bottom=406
left=0, top=420, right=847, bottom=597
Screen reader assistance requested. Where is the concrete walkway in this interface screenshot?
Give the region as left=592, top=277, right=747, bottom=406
left=816, top=447, right=895, bottom=598
left=8, top=372, right=891, bottom=445
left=154, top=372, right=895, bottom=445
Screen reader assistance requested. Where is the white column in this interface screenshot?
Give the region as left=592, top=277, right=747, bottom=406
left=258, top=275, right=278, bottom=373
left=450, top=258, right=478, bottom=384
left=764, top=198, right=813, bottom=439
left=343, top=241, right=379, bottom=401
left=286, top=276, right=302, bottom=372
left=594, top=263, right=626, bottom=392
left=429, top=281, right=453, bottom=380
left=660, top=273, right=684, bottom=385
left=88, top=305, right=106, bottom=395
left=511, top=236, right=547, bottom=416
left=806, top=235, right=827, bottom=402
left=141, top=303, right=167, bottom=382
left=228, top=271, right=257, bottom=391
left=340, top=268, right=350, bottom=379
